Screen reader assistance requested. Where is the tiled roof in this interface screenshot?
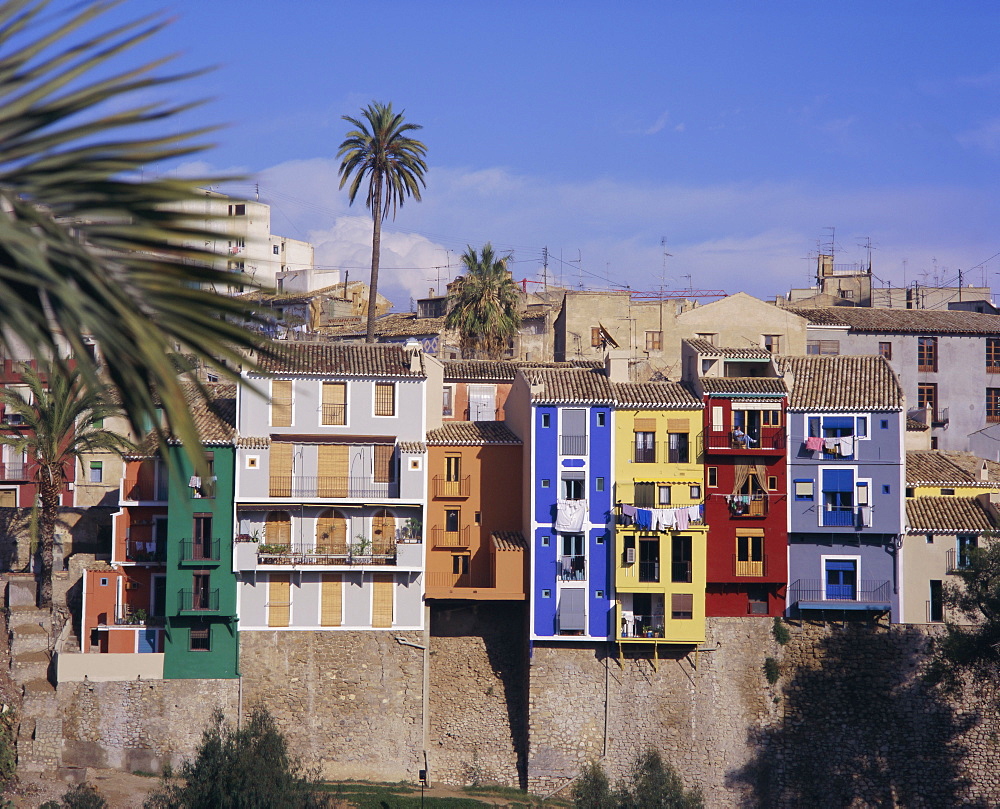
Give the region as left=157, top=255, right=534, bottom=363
left=237, top=436, right=270, bottom=449
left=443, top=361, right=518, bottom=381
left=906, top=451, right=1000, bottom=486
left=611, top=381, right=702, bottom=409
left=492, top=531, right=527, bottom=551
left=237, top=284, right=347, bottom=306
left=256, top=342, right=425, bottom=377
left=778, top=355, right=903, bottom=410
left=793, top=307, right=1000, bottom=335
left=426, top=421, right=521, bottom=445
left=188, top=384, right=237, bottom=444
left=907, top=418, right=929, bottom=432
left=701, top=377, right=787, bottom=396
left=317, top=312, right=448, bottom=339
left=906, top=497, right=998, bottom=533
left=521, top=367, right=614, bottom=403
left=398, top=442, right=426, bottom=453
left=684, top=339, right=773, bottom=359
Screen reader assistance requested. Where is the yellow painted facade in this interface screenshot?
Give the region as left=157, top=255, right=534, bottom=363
left=910, top=484, right=1000, bottom=499
left=613, top=407, right=707, bottom=646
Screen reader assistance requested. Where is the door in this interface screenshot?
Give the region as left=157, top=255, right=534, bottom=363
left=468, top=385, right=495, bottom=421
left=825, top=559, right=857, bottom=600
left=137, top=628, right=158, bottom=653
left=151, top=575, right=166, bottom=621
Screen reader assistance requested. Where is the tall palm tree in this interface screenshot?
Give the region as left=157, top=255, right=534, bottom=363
left=0, top=363, right=134, bottom=607
left=446, top=243, right=523, bottom=360
left=338, top=102, right=427, bottom=342
left=0, top=0, right=268, bottom=464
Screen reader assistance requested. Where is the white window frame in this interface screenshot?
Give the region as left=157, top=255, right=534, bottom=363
left=820, top=554, right=862, bottom=601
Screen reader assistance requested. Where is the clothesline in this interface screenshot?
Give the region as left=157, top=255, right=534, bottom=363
left=619, top=504, right=704, bottom=531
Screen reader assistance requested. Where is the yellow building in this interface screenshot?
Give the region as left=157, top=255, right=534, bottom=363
left=612, top=381, right=707, bottom=650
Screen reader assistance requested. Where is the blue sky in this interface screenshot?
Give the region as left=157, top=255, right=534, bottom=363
left=87, top=2, right=1000, bottom=307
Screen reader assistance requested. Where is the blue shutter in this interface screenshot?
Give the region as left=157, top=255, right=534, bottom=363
left=825, top=416, right=853, bottom=430
left=822, top=468, right=854, bottom=493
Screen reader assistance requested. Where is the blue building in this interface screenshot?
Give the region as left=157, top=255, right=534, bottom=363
left=779, top=356, right=906, bottom=621
left=506, top=359, right=619, bottom=641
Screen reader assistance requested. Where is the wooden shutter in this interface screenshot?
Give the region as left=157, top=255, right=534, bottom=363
left=671, top=593, right=693, bottom=619
left=322, top=382, right=346, bottom=425
left=371, top=573, right=393, bottom=628
left=0, top=490, right=15, bottom=507
left=268, top=574, right=290, bottom=627
left=374, top=383, right=395, bottom=416
left=316, top=510, right=348, bottom=554
left=271, top=380, right=292, bottom=426
left=264, top=511, right=291, bottom=545
left=667, top=418, right=688, bottom=432
left=317, top=444, right=348, bottom=497
left=321, top=574, right=343, bottom=627
left=269, top=442, right=293, bottom=497
left=633, top=418, right=657, bottom=432
left=372, top=510, right=396, bottom=556
left=374, top=445, right=394, bottom=483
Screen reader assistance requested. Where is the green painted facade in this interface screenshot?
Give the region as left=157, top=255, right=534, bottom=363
left=162, top=445, right=239, bottom=679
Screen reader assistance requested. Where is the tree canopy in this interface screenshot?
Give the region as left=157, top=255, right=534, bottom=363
left=445, top=242, right=522, bottom=360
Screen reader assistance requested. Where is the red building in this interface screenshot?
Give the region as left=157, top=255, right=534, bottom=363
left=683, top=340, right=788, bottom=617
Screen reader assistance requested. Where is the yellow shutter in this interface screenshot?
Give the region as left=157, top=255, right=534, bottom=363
left=268, top=574, right=290, bottom=627
left=321, top=574, right=343, bottom=627
left=271, top=380, right=292, bottom=426
left=633, top=418, right=657, bottom=432
left=0, top=490, right=15, bottom=507
left=667, top=418, right=688, bottom=432
left=317, top=445, right=348, bottom=497
left=371, top=573, right=393, bottom=628
left=269, top=442, right=293, bottom=497
left=374, top=445, right=393, bottom=484
left=322, top=382, right=346, bottom=425
left=316, top=510, right=348, bottom=554
left=264, top=512, right=291, bottom=545
left=372, top=510, right=396, bottom=556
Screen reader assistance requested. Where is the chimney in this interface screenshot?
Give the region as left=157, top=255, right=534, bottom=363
left=404, top=338, right=422, bottom=373
left=604, top=350, right=629, bottom=383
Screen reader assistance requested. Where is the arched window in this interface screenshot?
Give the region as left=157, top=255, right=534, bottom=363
left=316, top=509, right=348, bottom=554
left=265, top=511, right=291, bottom=546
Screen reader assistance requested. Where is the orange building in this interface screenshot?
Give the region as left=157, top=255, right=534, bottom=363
left=425, top=421, right=526, bottom=600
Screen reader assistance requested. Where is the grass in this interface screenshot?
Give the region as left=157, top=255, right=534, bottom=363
left=311, top=780, right=567, bottom=808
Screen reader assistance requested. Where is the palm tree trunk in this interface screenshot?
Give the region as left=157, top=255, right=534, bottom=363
left=365, top=179, right=383, bottom=343
left=37, top=469, right=60, bottom=609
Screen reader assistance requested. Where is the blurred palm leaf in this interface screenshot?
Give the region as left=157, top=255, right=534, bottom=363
left=0, top=0, right=268, bottom=461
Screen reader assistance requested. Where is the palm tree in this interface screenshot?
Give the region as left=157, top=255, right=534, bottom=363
left=0, top=363, right=134, bottom=607
left=338, top=102, right=428, bottom=342
left=446, top=243, right=523, bottom=360
left=0, top=0, right=268, bottom=463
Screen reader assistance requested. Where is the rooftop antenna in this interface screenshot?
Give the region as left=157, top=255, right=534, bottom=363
left=542, top=246, right=549, bottom=291
left=858, top=236, right=875, bottom=273
left=822, top=226, right=836, bottom=262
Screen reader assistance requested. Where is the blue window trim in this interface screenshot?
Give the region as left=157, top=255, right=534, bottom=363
left=794, top=479, right=814, bottom=501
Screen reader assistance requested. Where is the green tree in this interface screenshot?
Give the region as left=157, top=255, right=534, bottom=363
left=338, top=101, right=428, bottom=342
left=445, top=243, right=522, bottom=360
left=145, top=706, right=326, bottom=809
left=573, top=752, right=702, bottom=809
left=573, top=760, right=616, bottom=809
left=0, top=0, right=267, bottom=461
left=0, top=363, right=134, bottom=607
left=928, top=540, right=1000, bottom=695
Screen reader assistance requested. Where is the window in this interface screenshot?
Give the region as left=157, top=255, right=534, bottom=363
left=89, top=461, right=103, bottom=483
left=563, top=477, right=585, bottom=500
left=591, top=327, right=601, bottom=347
left=560, top=534, right=585, bottom=581
left=445, top=509, right=459, bottom=532
left=474, top=511, right=481, bottom=524
left=762, top=334, right=780, bottom=353
left=541, top=535, right=550, bottom=547
left=541, top=479, right=550, bottom=488
left=596, top=477, right=605, bottom=492
left=989, top=339, right=1000, bottom=373
left=929, top=580, right=943, bottom=622
left=228, top=203, right=246, bottom=216
left=926, top=534, right=934, bottom=544
left=542, top=413, right=551, bottom=428
left=671, top=535, right=692, bottom=583
left=595, top=590, right=604, bottom=599
left=658, top=486, right=671, bottom=505
left=273, top=244, right=280, bottom=255
left=794, top=479, right=814, bottom=500
left=190, top=624, right=210, bottom=651
left=989, top=389, right=1000, bottom=423
left=452, top=554, right=470, bottom=575
left=542, top=589, right=551, bottom=598
left=767, top=476, right=777, bottom=491
left=634, top=431, right=656, bottom=463
left=882, top=484, right=891, bottom=495
left=736, top=535, right=764, bottom=576
left=596, top=412, right=605, bottom=427
left=821, top=469, right=855, bottom=526
left=667, top=433, right=689, bottom=463
left=879, top=342, right=892, bottom=360
left=445, top=455, right=461, bottom=483
left=941, top=488, right=955, bottom=496
left=322, top=382, right=347, bottom=425
left=639, top=538, right=659, bottom=582
left=958, top=535, right=978, bottom=568
left=192, top=573, right=213, bottom=610
left=880, top=419, right=889, bottom=430
left=918, top=383, right=938, bottom=422
left=917, top=336, right=938, bottom=372
left=808, top=415, right=859, bottom=458
left=271, top=380, right=292, bottom=427
left=839, top=289, right=855, bottom=299
left=374, top=383, right=396, bottom=416
left=707, top=467, right=718, bottom=488
left=645, top=331, right=662, bottom=351
left=442, top=385, right=454, bottom=418
left=671, top=593, right=693, bottom=620
left=807, top=340, right=840, bottom=355
left=561, top=409, right=587, bottom=455
left=761, top=410, right=781, bottom=427
left=193, top=514, right=213, bottom=560
left=690, top=485, right=701, bottom=500
left=634, top=482, right=655, bottom=508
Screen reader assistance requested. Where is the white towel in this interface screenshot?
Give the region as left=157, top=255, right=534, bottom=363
left=687, top=505, right=701, bottom=524
left=555, top=499, right=586, bottom=532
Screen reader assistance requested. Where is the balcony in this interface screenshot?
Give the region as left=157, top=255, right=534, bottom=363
left=732, top=555, right=768, bottom=577
left=321, top=403, right=346, bottom=426
left=704, top=427, right=784, bottom=452
left=268, top=476, right=399, bottom=499
left=122, top=477, right=168, bottom=502
left=255, top=541, right=398, bottom=566
left=125, top=539, right=165, bottom=563
left=559, top=554, right=586, bottom=581
left=788, top=578, right=891, bottom=611
left=634, top=445, right=657, bottom=464
left=820, top=505, right=872, bottom=528
left=0, top=463, right=28, bottom=481
left=638, top=561, right=660, bottom=582
left=433, top=475, right=470, bottom=498
left=728, top=494, right=767, bottom=518
left=426, top=571, right=471, bottom=589
left=620, top=613, right=665, bottom=639
left=179, top=538, right=221, bottom=564
left=113, top=605, right=165, bottom=626
left=431, top=526, right=471, bottom=548
left=560, top=434, right=588, bottom=456
left=178, top=588, right=220, bottom=613
left=946, top=548, right=974, bottom=574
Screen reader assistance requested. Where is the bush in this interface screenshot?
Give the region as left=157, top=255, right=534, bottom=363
left=771, top=617, right=791, bottom=646
left=573, top=751, right=701, bottom=809
left=144, top=706, right=327, bottom=808
left=763, top=657, right=781, bottom=685
left=43, top=784, right=107, bottom=809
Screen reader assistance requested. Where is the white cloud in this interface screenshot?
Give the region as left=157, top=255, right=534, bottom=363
left=644, top=110, right=672, bottom=136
